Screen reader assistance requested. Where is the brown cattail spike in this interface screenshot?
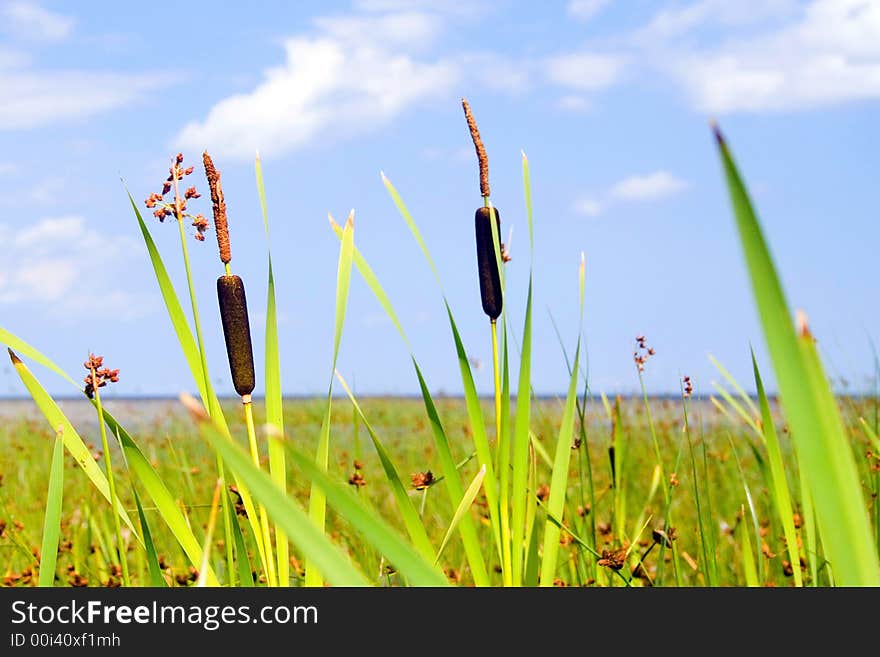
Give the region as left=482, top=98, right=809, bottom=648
left=217, top=274, right=255, bottom=396
left=475, top=206, right=502, bottom=320
left=203, top=151, right=231, bottom=265
left=462, top=98, right=490, bottom=198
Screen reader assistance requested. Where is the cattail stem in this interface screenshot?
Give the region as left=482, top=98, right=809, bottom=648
left=244, top=399, right=277, bottom=587
left=93, top=377, right=130, bottom=587
left=171, top=171, right=237, bottom=583
left=490, top=320, right=513, bottom=585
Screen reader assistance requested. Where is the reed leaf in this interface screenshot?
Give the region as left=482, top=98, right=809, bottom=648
left=715, top=126, right=879, bottom=585
left=37, top=429, right=64, bottom=587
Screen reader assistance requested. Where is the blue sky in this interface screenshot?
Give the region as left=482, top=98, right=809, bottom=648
left=0, top=0, right=877, bottom=400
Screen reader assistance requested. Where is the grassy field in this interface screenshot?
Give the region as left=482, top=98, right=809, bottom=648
left=1, top=394, right=877, bottom=587
left=1, top=121, right=878, bottom=587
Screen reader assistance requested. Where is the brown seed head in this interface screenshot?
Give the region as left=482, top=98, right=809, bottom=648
left=461, top=97, right=490, bottom=198
left=83, top=354, right=119, bottom=399
left=411, top=471, right=434, bottom=490
left=203, top=151, right=231, bottom=264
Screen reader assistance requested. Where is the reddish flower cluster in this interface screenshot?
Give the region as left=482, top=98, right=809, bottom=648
left=411, top=470, right=434, bottom=490
left=83, top=354, right=119, bottom=399
left=633, top=335, right=656, bottom=373
left=683, top=375, right=693, bottom=398
left=144, top=153, right=208, bottom=241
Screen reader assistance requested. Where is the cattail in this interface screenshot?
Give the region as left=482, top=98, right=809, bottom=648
left=217, top=274, right=255, bottom=397
left=462, top=98, right=490, bottom=198
left=475, top=206, right=502, bottom=320
left=462, top=97, right=503, bottom=321
left=203, top=151, right=230, bottom=264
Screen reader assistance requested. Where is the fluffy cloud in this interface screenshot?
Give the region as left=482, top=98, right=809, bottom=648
left=0, top=70, right=167, bottom=130
left=545, top=52, right=625, bottom=91
left=609, top=171, right=689, bottom=201
left=175, top=12, right=460, bottom=160
left=0, top=216, right=144, bottom=318
left=566, top=0, right=612, bottom=23
left=2, top=1, right=75, bottom=41
left=644, top=0, right=880, bottom=113
left=574, top=170, right=688, bottom=217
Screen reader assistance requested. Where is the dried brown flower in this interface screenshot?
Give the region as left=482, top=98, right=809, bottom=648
left=145, top=153, right=205, bottom=240
left=411, top=471, right=434, bottom=490
left=536, top=483, right=550, bottom=502
left=633, top=335, right=656, bottom=373
left=597, top=547, right=627, bottom=570
left=83, top=354, right=119, bottom=399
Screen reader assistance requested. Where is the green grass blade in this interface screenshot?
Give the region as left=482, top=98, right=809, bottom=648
left=413, top=361, right=490, bottom=585
left=859, top=418, right=880, bottom=456
left=283, top=442, right=449, bottom=586
left=113, top=417, right=218, bottom=584
left=336, top=371, right=436, bottom=562
left=511, top=265, right=534, bottom=583
left=752, top=351, right=802, bottom=587
left=306, top=214, right=354, bottom=587
left=131, top=486, right=166, bottom=587
left=381, top=173, right=442, bottom=287
left=711, top=380, right=762, bottom=439
left=522, top=151, right=534, bottom=260
left=38, top=429, right=64, bottom=587
left=0, top=331, right=220, bottom=582
left=728, top=433, right=765, bottom=583
left=329, top=217, right=409, bottom=348
left=230, top=502, right=255, bottom=587
left=435, top=465, right=486, bottom=565
left=445, top=303, right=503, bottom=562
left=709, top=354, right=760, bottom=419
left=381, top=174, right=503, bottom=564
left=715, top=126, right=879, bottom=585
left=538, top=342, right=581, bottom=586
left=188, top=398, right=371, bottom=587
left=739, top=511, right=760, bottom=587
left=327, top=218, right=488, bottom=583
left=8, top=349, right=137, bottom=536
left=188, top=395, right=449, bottom=586
left=126, top=191, right=208, bottom=405
left=255, top=154, right=288, bottom=586
left=513, top=151, right=536, bottom=586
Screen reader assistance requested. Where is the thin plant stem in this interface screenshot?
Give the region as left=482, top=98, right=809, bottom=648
left=244, top=398, right=277, bottom=587
left=171, top=160, right=237, bottom=584
left=491, top=319, right=512, bottom=585
left=92, top=375, right=130, bottom=587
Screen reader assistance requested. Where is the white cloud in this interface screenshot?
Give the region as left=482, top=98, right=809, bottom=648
left=314, top=11, right=439, bottom=49
left=567, top=0, right=612, bottom=23
left=545, top=52, right=625, bottom=91
left=640, top=0, right=880, bottom=113
left=0, top=216, right=144, bottom=319
left=633, top=0, right=796, bottom=42
left=461, top=52, right=532, bottom=93
left=2, top=1, right=74, bottom=41
left=573, top=197, right=603, bottom=217
left=176, top=12, right=459, bottom=160
left=574, top=170, right=688, bottom=217
left=610, top=171, right=688, bottom=201
left=557, top=95, right=592, bottom=112
left=0, top=70, right=167, bottom=130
